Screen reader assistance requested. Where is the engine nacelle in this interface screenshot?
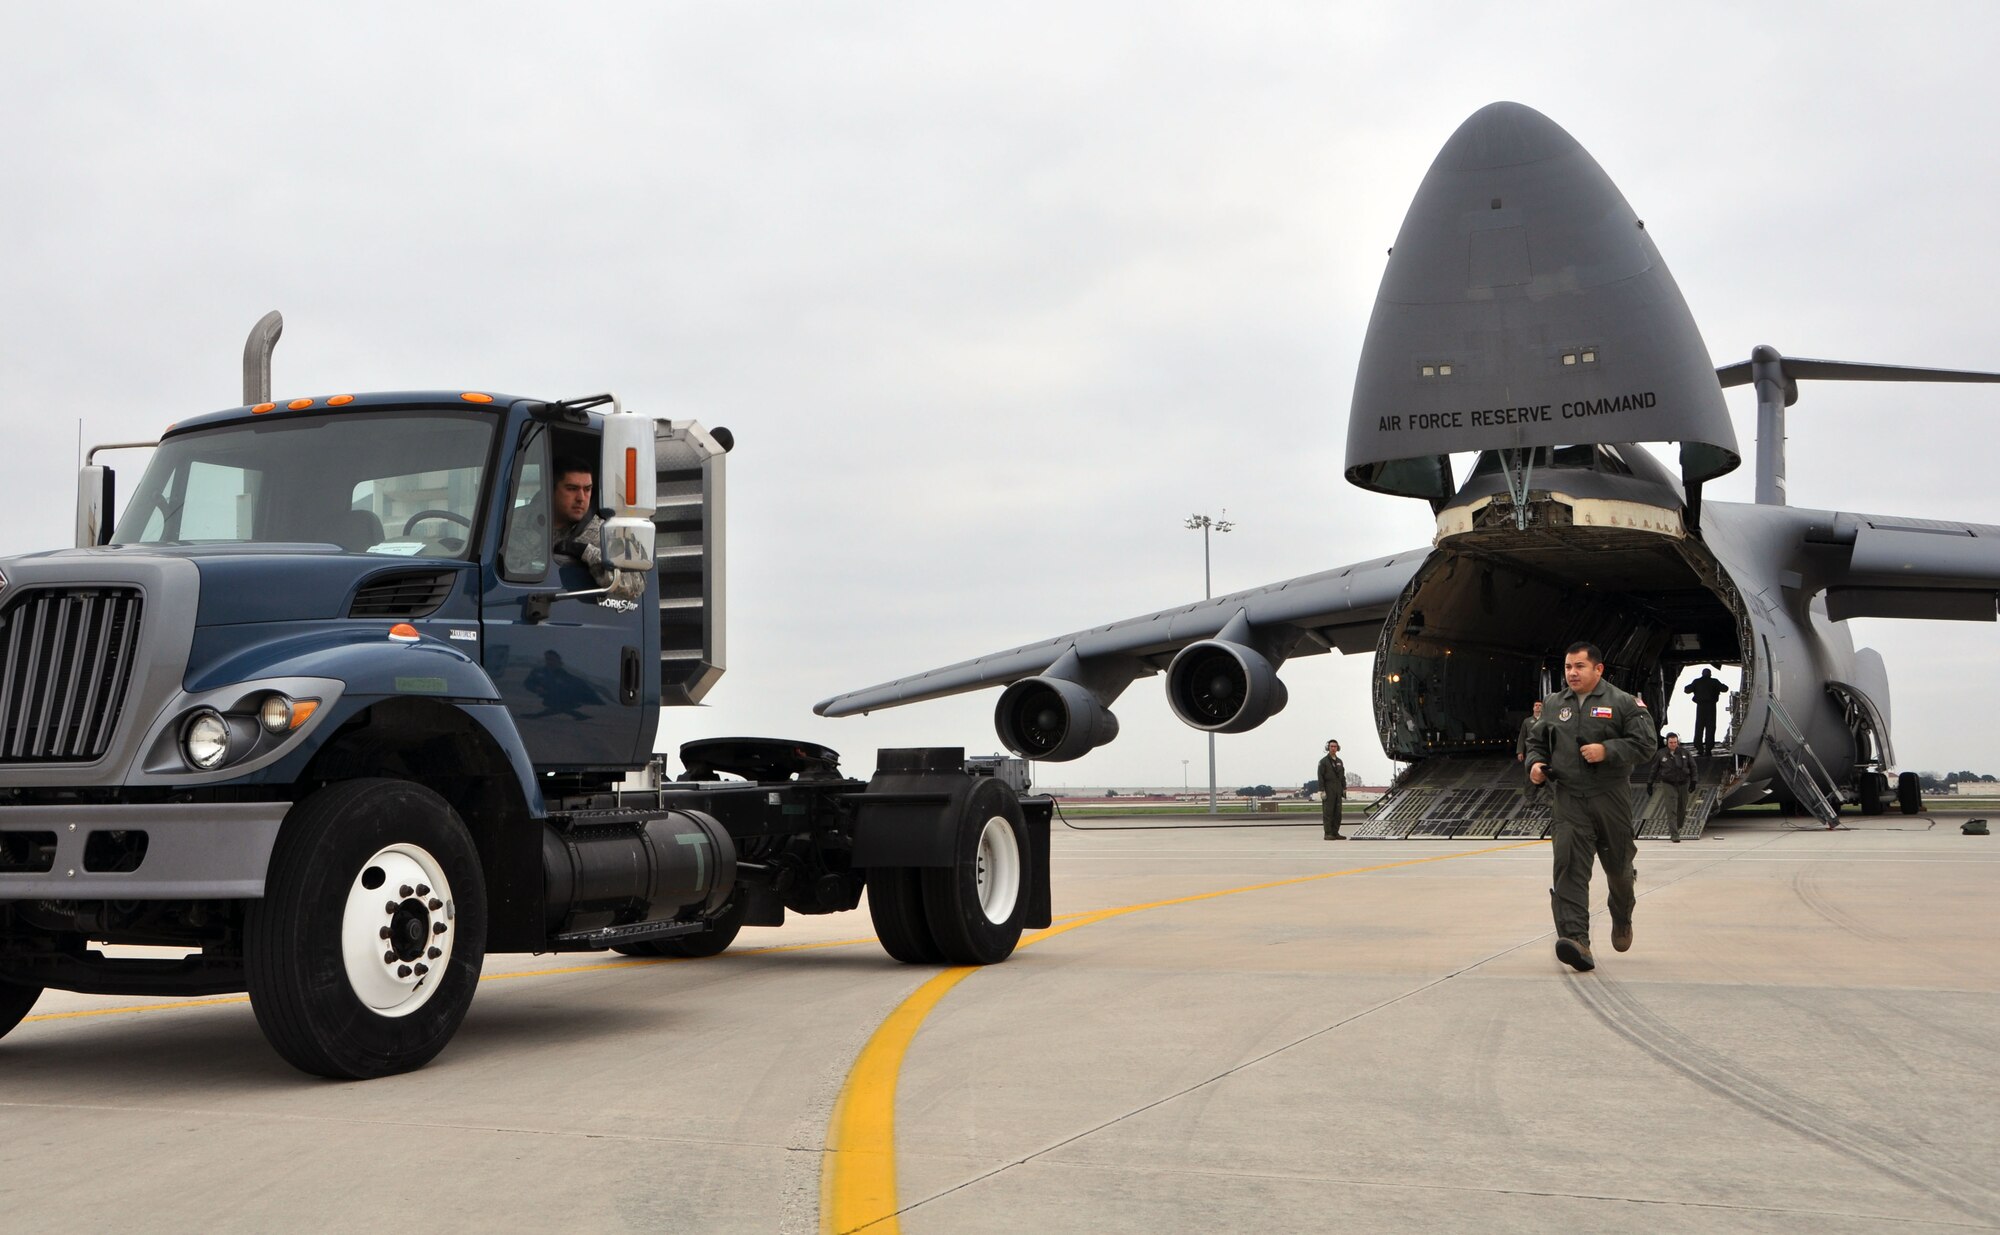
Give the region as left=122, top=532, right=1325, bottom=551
left=995, top=676, right=1120, bottom=761
left=1166, top=640, right=1289, bottom=733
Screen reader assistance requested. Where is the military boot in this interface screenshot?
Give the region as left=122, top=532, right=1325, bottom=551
left=1612, top=920, right=1633, bottom=952
left=1555, top=937, right=1595, bottom=972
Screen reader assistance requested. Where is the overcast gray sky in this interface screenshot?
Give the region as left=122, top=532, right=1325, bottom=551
left=4, top=3, right=1999, bottom=789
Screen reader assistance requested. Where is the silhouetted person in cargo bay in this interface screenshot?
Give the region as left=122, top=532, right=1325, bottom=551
left=1685, top=668, right=1724, bottom=753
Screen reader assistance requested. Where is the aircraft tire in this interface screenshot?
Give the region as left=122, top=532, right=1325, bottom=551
left=1858, top=772, right=1888, bottom=816
left=1896, top=771, right=1923, bottom=816
left=868, top=865, right=942, bottom=964
left=921, top=778, right=1029, bottom=966
left=0, top=979, right=41, bottom=1039
left=246, top=778, right=488, bottom=1080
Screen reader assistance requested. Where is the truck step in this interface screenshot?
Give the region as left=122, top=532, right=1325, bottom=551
left=552, top=918, right=708, bottom=950
left=546, top=807, right=679, bottom=831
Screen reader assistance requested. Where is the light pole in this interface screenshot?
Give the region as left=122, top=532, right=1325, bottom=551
left=1185, top=511, right=1233, bottom=814
left=1181, top=759, right=1189, bottom=793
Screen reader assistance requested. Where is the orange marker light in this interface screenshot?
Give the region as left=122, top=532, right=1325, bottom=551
left=288, top=699, right=320, bottom=730
left=460, top=392, right=493, bottom=404
left=251, top=403, right=275, bottom=414
left=328, top=394, right=354, bottom=406
left=624, top=447, right=638, bottom=507
left=288, top=398, right=314, bottom=410
left=388, top=623, right=420, bottom=643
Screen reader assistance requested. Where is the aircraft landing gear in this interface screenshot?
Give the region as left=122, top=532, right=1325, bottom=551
left=1858, top=771, right=1889, bottom=816
left=1895, top=771, right=1923, bottom=816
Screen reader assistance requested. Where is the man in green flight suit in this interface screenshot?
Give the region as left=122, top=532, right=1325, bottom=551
left=1645, top=732, right=1698, bottom=842
left=1515, top=700, right=1545, bottom=807
left=1317, top=740, right=1346, bottom=840
left=1525, top=642, right=1658, bottom=971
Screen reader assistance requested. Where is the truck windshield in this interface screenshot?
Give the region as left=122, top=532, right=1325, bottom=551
left=112, top=410, right=496, bottom=557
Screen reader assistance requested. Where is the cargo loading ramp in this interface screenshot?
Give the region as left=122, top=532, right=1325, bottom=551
left=1355, top=755, right=1732, bottom=840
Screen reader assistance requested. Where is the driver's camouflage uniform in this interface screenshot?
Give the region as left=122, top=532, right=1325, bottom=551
left=554, top=514, right=647, bottom=602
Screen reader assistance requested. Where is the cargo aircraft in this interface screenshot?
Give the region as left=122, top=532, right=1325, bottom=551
left=816, top=102, right=2000, bottom=838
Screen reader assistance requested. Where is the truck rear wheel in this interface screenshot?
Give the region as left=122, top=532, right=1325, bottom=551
left=246, top=779, right=488, bottom=1079
left=0, top=980, right=40, bottom=1040
left=868, top=866, right=943, bottom=964
left=922, top=778, right=1028, bottom=965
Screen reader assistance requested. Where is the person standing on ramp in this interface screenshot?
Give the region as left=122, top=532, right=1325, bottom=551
left=1645, top=732, right=1698, bottom=842
left=1526, top=643, right=1658, bottom=971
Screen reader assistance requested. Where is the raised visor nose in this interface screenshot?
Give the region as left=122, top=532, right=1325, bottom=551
left=1344, top=102, right=1738, bottom=501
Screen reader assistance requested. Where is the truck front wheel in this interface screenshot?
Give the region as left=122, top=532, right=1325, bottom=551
left=922, top=779, right=1029, bottom=965
left=246, top=779, right=488, bottom=1079
left=0, top=980, right=41, bottom=1040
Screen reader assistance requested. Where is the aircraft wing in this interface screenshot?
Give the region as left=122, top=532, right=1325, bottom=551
left=1815, top=510, right=2000, bottom=621
left=815, top=548, right=1427, bottom=717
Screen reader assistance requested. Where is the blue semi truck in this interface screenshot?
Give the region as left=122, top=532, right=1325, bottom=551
left=0, top=316, right=1050, bottom=1077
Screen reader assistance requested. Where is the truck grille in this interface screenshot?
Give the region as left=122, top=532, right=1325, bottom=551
left=0, top=588, right=143, bottom=762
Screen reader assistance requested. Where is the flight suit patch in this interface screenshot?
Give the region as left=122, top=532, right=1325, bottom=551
left=1557, top=707, right=1573, bottom=722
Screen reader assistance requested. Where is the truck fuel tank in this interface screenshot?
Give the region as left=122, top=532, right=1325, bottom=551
left=541, top=807, right=736, bottom=937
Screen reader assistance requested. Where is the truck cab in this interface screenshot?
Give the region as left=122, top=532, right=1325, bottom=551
left=0, top=376, right=1049, bottom=1078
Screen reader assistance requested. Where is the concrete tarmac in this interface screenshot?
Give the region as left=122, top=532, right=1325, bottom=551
left=2, top=812, right=1996, bottom=1233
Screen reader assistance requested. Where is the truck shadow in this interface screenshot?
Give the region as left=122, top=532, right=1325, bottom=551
left=3, top=997, right=682, bottom=1087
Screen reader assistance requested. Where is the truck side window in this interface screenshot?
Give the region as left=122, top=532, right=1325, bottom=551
left=501, top=425, right=550, bottom=582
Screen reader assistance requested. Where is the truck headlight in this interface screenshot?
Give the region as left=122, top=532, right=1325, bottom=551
left=182, top=710, right=232, bottom=770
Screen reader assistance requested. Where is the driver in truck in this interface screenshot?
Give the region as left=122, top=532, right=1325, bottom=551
left=551, top=465, right=645, bottom=601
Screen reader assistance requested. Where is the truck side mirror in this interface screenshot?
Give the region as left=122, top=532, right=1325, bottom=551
left=601, top=407, right=658, bottom=572
left=76, top=464, right=115, bottom=547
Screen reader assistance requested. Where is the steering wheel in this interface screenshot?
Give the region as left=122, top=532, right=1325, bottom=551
left=402, top=509, right=472, bottom=536
left=401, top=509, right=472, bottom=553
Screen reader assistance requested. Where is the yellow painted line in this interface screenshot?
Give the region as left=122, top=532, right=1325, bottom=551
left=819, top=840, right=1545, bottom=1235
left=820, top=966, right=980, bottom=1229
left=21, top=934, right=881, bottom=1024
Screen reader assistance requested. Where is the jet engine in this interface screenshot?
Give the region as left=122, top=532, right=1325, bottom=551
left=1166, top=640, right=1289, bottom=733
left=995, top=676, right=1120, bottom=761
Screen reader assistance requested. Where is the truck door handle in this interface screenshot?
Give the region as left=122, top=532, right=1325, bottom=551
left=621, top=647, right=641, bottom=705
